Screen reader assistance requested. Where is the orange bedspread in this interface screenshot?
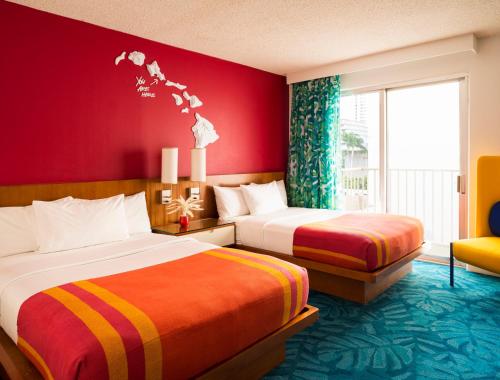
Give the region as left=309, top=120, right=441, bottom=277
left=17, top=248, right=309, bottom=380
left=293, top=213, right=423, bottom=272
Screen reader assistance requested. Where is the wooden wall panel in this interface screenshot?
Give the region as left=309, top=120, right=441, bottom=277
left=0, top=179, right=149, bottom=207
left=0, top=172, right=285, bottom=227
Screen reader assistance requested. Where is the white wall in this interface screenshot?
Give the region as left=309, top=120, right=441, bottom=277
left=287, top=34, right=477, bottom=85
left=467, top=35, right=500, bottom=236
left=290, top=34, right=500, bottom=236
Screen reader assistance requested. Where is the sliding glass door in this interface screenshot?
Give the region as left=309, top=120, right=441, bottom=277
left=338, top=79, right=468, bottom=256
left=386, top=81, right=463, bottom=255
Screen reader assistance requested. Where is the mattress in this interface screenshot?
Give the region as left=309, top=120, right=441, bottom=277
left=0, top=233, right=309, bottom=379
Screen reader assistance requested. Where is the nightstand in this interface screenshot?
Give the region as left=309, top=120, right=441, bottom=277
left=152, top=218, right=236, bottom=247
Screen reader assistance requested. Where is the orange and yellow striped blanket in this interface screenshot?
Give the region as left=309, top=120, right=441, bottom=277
left=17, top=248, right=309, bottom=380
left=293, top=213, right=423, bottom=272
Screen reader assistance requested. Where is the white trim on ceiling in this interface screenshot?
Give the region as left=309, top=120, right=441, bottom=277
left=287, top=34, right=477, bottom=84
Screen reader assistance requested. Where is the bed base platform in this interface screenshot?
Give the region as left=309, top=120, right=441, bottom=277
left=0, top=305, right=318, bottom=380
left=235, top=245, right=424, bottom=304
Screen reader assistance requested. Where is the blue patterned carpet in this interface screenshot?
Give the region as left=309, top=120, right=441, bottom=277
left=265, top=261, right=500, bottom=379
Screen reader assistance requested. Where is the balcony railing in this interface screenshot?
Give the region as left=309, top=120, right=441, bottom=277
left=340, top=168, right=459, bottom=246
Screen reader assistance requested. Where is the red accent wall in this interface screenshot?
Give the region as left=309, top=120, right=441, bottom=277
left=0, top=1, right=289, bottom=185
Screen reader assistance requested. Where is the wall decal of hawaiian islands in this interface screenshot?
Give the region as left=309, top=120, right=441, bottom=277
left=166, top=80, right=187, bottom=90
left=183, top=91, right=203, bottom=108
left=146, top=60, right=165, bottom=81
left=171, top=92, right=203, bottom=113
left=115, top=51, right=215, bottom=143
left=116, top=51, right=146, bottom=66
left=172, top=93, right=183, bottom=106
left=192, top=113, right=219, bottom=148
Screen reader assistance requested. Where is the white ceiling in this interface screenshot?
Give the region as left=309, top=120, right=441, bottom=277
left=10, top=0, right=500, bottom=75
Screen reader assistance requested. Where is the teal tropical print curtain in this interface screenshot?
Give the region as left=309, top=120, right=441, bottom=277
left=287, top=75, right=341, bottom=209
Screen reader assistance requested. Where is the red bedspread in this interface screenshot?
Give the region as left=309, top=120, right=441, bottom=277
left=17, top=248, right=309, bottom=380
left=293, top=213, right=423, bottom=272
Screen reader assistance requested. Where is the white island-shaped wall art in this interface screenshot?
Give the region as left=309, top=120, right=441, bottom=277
left=191, top=113, right=219, bottom=148
left=114, top=49, right=220, bottom=148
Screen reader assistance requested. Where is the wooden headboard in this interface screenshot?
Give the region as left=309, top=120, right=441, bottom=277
left=0, top=172, right=284, bottom=227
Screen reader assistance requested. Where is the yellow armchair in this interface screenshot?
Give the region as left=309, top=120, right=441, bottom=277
left=450, top=156, right=500, bottom=286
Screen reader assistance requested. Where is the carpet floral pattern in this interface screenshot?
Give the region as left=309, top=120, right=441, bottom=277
left=265, top=261, right=500, bottom=379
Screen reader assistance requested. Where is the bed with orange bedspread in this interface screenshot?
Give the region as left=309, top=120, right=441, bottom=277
left=8, top=244, right=308, bottom=380
left=234, top=209, right=423, bottom=303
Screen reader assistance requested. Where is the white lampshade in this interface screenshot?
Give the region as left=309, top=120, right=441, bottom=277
left=161, top=147, right=178, bottom=184
left=190, top=148, right=206, bottom=182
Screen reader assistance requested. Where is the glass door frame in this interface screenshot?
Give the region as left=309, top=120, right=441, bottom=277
left=458, top=77, right=469, bottom=239
left=341, top=75, right=469, bottom=239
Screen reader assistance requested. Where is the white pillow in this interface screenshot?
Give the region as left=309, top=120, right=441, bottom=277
left=213, top=186, right=250, bottom=220
left=0, top=206, right=37, bottom=257
left=276, top=180, right=288, bottom=206
left=124, top=192, right=151, bottom=234
left=251, top=180, right=288, bottom=206
left=240, top=182, right=287, bottom=215
left=0, top=197, right=73, bottom=257
left=33, top=194, right=129, bottom=253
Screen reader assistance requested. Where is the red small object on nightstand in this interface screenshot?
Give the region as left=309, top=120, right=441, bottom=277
left=179, top=215, right=189, bottom=227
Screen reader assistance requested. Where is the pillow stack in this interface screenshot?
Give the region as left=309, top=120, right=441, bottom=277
left=0, top=196, right=73, bottom=257
left=213, top=186, right=250, bottom=220
left=214, top=179, right=288, bottom=220
left=0, top=192, right=151, bottom=256
left=33, top=194, right=130, bottom=254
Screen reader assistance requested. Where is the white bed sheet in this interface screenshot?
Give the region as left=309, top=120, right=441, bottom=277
left=0, top=233, right=217, bottom=342
left=234, top=207, right=346, bottom=255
